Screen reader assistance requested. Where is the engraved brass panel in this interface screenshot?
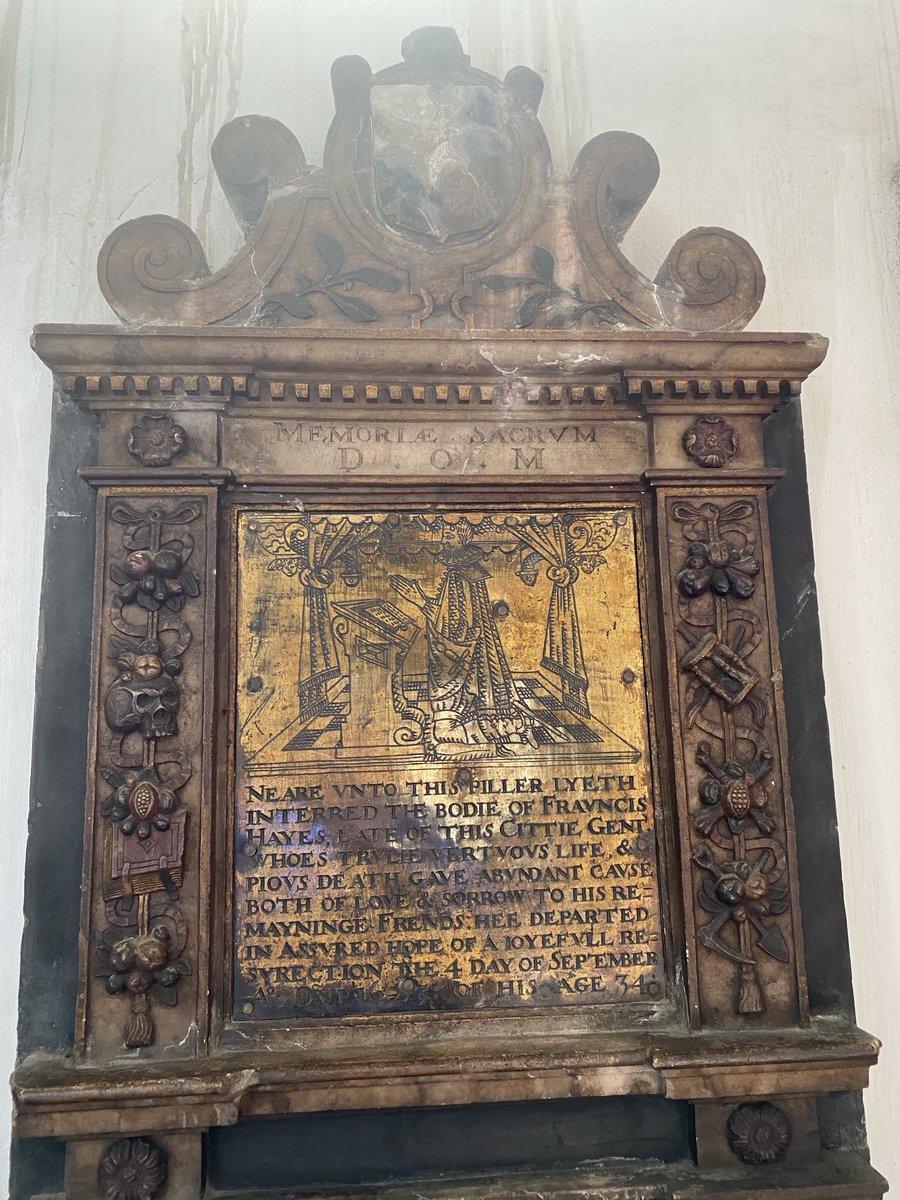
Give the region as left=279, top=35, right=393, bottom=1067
left=232, top=503, right=665, bottom=1019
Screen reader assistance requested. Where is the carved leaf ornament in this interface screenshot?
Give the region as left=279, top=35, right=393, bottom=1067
left=261, top=231, right=403, bottom=324
left=480, top=245, right=619, bottom=329
left=97, top=27, right=764, bottom=331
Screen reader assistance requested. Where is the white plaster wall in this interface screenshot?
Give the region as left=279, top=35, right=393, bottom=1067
left=1, top=0, right=898, bottom=1190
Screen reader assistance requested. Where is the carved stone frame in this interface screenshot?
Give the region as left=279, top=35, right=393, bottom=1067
left=212, top=483, right=682, bottom=1054
left=11, top=326, right=885, bottom=1200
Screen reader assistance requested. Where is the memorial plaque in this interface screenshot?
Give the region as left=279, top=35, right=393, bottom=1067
left=14, top=23, right=886, bottom=1200
left=232, top=503, right=665, bottom=1018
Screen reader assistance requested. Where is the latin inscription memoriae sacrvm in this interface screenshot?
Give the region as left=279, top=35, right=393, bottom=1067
left=232, top=505, right=665, bottom=1019
left=223, top=418, right=648, bottom=477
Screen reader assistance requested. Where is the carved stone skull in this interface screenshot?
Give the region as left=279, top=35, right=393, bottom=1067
left=105, top=675, right=180, bottom=739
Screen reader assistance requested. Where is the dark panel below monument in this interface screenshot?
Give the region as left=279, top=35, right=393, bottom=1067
left=207, top=1096, right=691, bottom=1189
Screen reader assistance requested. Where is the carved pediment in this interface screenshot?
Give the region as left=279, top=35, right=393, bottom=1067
left=98, top=26, right=764, bottom=333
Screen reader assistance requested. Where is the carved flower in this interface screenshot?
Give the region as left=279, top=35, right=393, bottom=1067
left=110, top=547, right=199, bottom=612
left=683, top=414, right=737, bottom=467
left=676, top=537, right=759, bottom=599
left=101, top=765, right=177, bottom=838
left=99, top=1136, right=168, bottom=1200
left=128, top=413, right=187, bottom=467
left=112, top=635, right=183, bottom=682
left=727, top=1101, right=791, bottom=1165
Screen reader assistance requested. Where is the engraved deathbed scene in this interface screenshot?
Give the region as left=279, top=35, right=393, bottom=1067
left=233, top=507, right=665, bottom=1019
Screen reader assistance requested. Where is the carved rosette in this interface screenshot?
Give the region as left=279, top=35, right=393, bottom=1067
left=127, top=413, right=187, bottom=466
left=99, top=1136, right=167, bottom=1200
left=657, top=489, right=804, bottom=1025
left=683, top=415, right=737, bottom=468
left=91, top=498, right=205, bottom=1051
left=727, top=1101, right=792, bottom=1165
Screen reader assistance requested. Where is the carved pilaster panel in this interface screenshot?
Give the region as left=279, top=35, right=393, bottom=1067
left=654, top=484, right=807, bottom=1026
left=77, top=488, right=218, bottom=1059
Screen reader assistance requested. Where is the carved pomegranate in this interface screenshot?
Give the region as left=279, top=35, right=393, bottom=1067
left=129, top=781, right=159, bottom=823
left=721, top=777, right=751, bottom=821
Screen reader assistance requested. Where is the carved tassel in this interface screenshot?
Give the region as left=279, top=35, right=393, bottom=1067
left=124, top=993, right=154, bottom=1048
left=738, top=963, right=764, bottom=1014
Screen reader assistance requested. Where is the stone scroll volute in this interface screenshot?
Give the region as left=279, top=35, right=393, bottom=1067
left=97, top=26, right=764, bottom=333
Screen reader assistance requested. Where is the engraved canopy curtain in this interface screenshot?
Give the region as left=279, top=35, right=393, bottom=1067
left=515, top=517, right=590, bottom=718
left=295, top=518, right=372, bottom=718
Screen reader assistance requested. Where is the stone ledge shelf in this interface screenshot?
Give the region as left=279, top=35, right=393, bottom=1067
left=14, top=1019, right=878, bottom=1140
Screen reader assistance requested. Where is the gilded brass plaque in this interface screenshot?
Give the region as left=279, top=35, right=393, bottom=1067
left=232, top=504, right=665, bottom=1019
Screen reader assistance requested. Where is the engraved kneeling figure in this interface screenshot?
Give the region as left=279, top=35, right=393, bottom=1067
left=389, top=522, right=536, bottom=758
